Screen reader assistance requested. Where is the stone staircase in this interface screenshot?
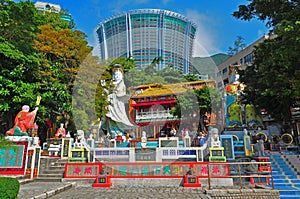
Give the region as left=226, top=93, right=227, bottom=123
left=37, top=156, right=67, bottom=182
left=282, top=154, right=300, bottom=176
left=267, top=151, right=300, bottom=199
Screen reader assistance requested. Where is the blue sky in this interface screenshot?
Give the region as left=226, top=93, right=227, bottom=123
left=31, top=0, right=269, bottom=57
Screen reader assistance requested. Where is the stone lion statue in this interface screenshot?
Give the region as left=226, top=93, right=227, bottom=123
left=75, top=130, right=86, bottom=148
left=254, top=138, right=265, bottom=156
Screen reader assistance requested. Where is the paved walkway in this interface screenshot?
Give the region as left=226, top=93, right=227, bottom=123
left=18, top=181, right=76, bottom=199
left=18, top=181, right=209, bottom=199
left=49, top=184, right=209, bottom=199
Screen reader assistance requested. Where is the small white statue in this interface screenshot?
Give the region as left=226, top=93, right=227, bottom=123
left=75, top=130, right=86, bottom=148
left=66, top=131, right=71, bottom=138
left=210, top=128, right=220, bottom=148
left=141, top=131, right=147, bottom=148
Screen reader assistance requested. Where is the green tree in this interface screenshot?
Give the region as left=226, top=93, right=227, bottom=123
left=0, top=0, right=93, bottom=135
left=34, top=24, right=92, bottom=131
left=171, top=86, right=222, bottom=131
left=0, top=0, right=41, bottom=133
left=228, top=36, right=246, bottom=55
left=233, top=0, right=300, bottom=125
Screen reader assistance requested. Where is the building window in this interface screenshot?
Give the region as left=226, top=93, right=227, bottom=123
left=244, top=53, right=253, bottom=64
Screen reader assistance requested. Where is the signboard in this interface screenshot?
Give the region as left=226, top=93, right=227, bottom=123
left=0, top=141, right=28, bottom=175
left=135, top=148, right=156, bottom=162
left=209, top=148, right=224, bottom=157
left=61, top=138, right=71, bottom=158
left=159, top=137, right=178, bottom=148
left=26, top=149, right=34, bottom=178
left=220, top=135, right=235, bottom=160
left=188, top=176, right=197, bottom=183
left=97, top=176, right=107, bottom=183
left=33, top=147, right=41, bottom=178
left=65, top=164, right=99, bottom=178
left=244, top=136, right=252, bottom=156
left=197, top=150, right=203, bottom=162
left=64, top=162, right=230, bottom=178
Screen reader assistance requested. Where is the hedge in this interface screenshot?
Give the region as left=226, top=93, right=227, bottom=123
left=0, top=177, right=20, bottom=199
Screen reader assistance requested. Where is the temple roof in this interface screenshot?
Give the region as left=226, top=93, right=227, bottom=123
left=131, top=80, right=215, bottom=98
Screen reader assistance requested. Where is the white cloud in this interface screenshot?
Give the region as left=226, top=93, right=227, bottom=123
left=185, top=9, right=220, bottom=57
left=162, top=0, right=173, bottom=5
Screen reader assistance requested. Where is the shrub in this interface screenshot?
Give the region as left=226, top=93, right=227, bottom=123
left=0, top=177, right=20, bottom=199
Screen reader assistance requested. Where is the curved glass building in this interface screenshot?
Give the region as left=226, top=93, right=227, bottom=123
left=96, top=9, right=197, bottom=74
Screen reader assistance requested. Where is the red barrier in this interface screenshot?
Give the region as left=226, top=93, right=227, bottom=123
left=64, top=162, right=230, bottom=179
left=183, top=175, right=201, bottom=187
left=92, top=175, right=112, bottom=188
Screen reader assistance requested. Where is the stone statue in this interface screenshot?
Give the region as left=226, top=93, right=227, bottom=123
left=55, top=123, right=66, bottom=138
left=100, top=64, right=135, bottom=136
left=245, top=160, right=258, bottom=173
left=210, top=128, right=220, bottom=148
left=254, top=138, right=265, bottom=156
left=141, top=131, right=147, bottom=148
left=75, top=130, right=86, bottom=148
left=6, top=105, right=39, bottom=136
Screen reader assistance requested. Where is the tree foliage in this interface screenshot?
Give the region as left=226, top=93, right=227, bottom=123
left=0, top=0, right=92, bottom=134
left=171, top=86, right=222, bottom=131
left=234, top=0, right=300, bottom=124
left=0, top=0, right=42, bottom=132
left=228, top=36, right=246, bottom=55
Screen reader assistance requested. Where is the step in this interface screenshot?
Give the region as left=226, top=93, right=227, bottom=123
left=41, top=169, right=65, bottom=174
left=273, top=179, right=300, bottom=183
left=35, top=177, right=62, bottom=182
left=272, top=182, right=300, bottom=188
left=47, top=165, right=66, bottom=170
left=234, top=151, right=245, bottom=155
left=39, top=173, right=64, bottom=178
left=273, top=174, right=297, bottom=179
left=280, top=195, right=300, bottom=199
left=18, top=178, right=34, bottom=185
left=278, top=189, right=300, bottom=195
left=274, top=186, right=299, bottom=192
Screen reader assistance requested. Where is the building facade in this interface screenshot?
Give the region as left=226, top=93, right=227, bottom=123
left=129, top=80, right=216, bottom=139
left=215, top=35, right=276, bottom=90
left=96, top=9, right=197, bottom=74
left=34, top=1, right=72, bottom=23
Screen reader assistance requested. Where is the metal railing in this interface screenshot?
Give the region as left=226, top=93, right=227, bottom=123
left=207, top=161, right=273, bottom=190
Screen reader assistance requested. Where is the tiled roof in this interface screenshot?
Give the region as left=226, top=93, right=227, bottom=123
left=131, top=80, right=214, bottom=97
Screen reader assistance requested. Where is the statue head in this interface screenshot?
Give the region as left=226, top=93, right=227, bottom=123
left=112, top=64, right=124, bottom=84
left=22, top=105, right=30, bottom=112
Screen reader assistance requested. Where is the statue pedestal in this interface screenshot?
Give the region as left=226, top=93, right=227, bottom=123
left=209, top=147, right=226, bottom=162
left=48, top=145, right=60, bottom=157
left=183, top=136, right=191, bottom=147
left=92, top=175, right=112, bottom=188
left=68, top=148, right=89, bottom=162
left=252, top=157, right=271, bottom=172
left=183, top=175, right=201, bottom=187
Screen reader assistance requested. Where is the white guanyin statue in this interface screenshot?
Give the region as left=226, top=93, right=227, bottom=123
left=100, top=64, right=135, bottom=135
